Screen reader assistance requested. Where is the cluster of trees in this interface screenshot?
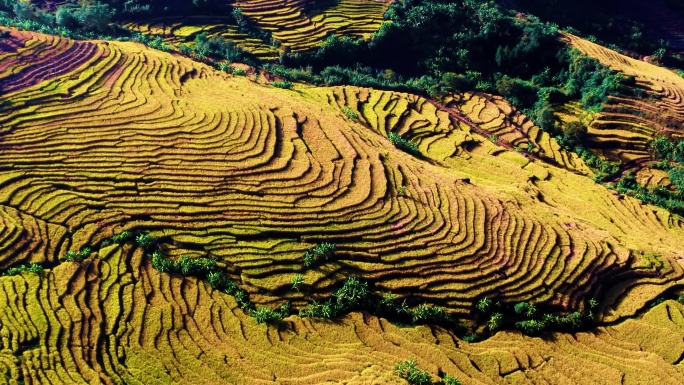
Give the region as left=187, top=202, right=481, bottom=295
left=80, top=0, right=227, bottom=15
left=474, top=296, right=596, bottom=336
left=297, top=277, right=456, bottom=329
left=180, top=32, right=256, bottom=65
left=502, top=0, right=659, bottom=55
left=274, top=0, right=628, bottom=141
left=1, top=262, right=42, bottom=276
left=0, top=0, right=235, bottom=36
left=0, top=0, right=120, bottom=37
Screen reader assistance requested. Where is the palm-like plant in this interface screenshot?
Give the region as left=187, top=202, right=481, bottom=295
left=291, top=274, right=304, bottom=291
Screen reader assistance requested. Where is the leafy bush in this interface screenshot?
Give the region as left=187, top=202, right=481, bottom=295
left=64, top=250, right=82, bottom=263
left=302, top=242, right=336, bottom=268
left=333, top=277, right=370, bottom=311
left=291, top=274, right=304, bottom=291
left=72, top=2, right=113, bottom=33
left=177, top=256, right=217, bottom=276
left=462, top=333, right=478, bottom=343
left=151, top=250, right=174, bottom=273
left=299, top=299, right=338, bottom=318
left=588, top=298, right=599, bottom=308
left=135, top=233, right=156, bottom=250
left=560, top=121, right=588, bottom=148
left=189, top=33, right=256, bottom=65
left=250, top=307, right=283, bottom=324
left=3, top=263, right=42, bottom=276
left=207, top=270, right=230, bottom=290
left=514, top=319, right=547, bottom=334
left=476, top=297, right=493, bottom=313
left=411, top=304, right=452, bottom=325
left=442, top=375, right=461, bottom=385
left=513, top=302, right=537, bottom=318
left=388, top=132, right=420, bottom=156
left=342, top=107, right=358, bottom=120
left=65, top=247, right=93, bottom=263
left=271, top=80, right=292, bottom=89
left=377, top=291, right=410, bottom=316
left=112, top=230, right=132, bottom=243
left=487, top=312, right=503, bottom=331
left=394, top=360, right=433, bottom=385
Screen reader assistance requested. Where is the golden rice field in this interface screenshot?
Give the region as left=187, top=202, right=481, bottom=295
left=233, top=0, right=390, bottom=52
left=122, top=15, right=281, bottom=61
left=564, top=34, right=684, bottom=164
left=2, top=28, right=684, bottom=383
left=122, top=0, right=391, bottom=61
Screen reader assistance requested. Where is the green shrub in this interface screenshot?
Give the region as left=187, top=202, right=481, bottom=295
left=233, top=289, right=253, bottom=310
left=476, top=297, right=493, bottom=313
left=299, top=299, right=338, bottom=318
left=441, top=375, right=461, bottom=385
left=278, top=302, right=292, bottom=317
left=135, top=233, right=155, bottom=249
left=148, top=36, right=170, bottom=52
left=112, top=230, right=132, bottom=243
left=487, top=312, right=503, bottom=330
left=513, top=302, right=537, bottom=318
left=411, top=304, right=452, bottom=325
left=207, top=270, right=229, bottom=289
left=64, top=250, right=82, bottom=263
left=64, top=247, right=92, bottom=263
left=271, top=80, right=292, bottom=89
left=333, top=277, right=370, bottom=311
left=232, top=68, right=246, bottom=76
left=302, top=242, right=336, bottom=267
left=462, top=333, right=478, bottom=343
left=4, top=263, right=42, bottom=276
left=514, top=319, right=547, bottom=334
left=388, top=132, right=420, bottom=156
left=177, top=256, right=216, bottom=276
left=560, top=121, right=588, bottom=148
left=251, top=307, right=283, bottom=324
left=290, top=274, right=304, bottom=291
left=377, top=291, right=406, bottom=314
left=393, top=360, right=433, bottom=385
left=151, top=250, right=173, bottom=273
left=341, top=107, right=358, bottom=119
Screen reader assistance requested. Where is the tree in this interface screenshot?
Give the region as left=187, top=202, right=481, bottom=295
left=73, top=1, right=113, bottom=32
left=561, top=121, right=588, bottom=148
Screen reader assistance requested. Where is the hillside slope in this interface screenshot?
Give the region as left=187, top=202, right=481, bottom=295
left=1, top=28, right=684, bottom=384
left=564, top=33, right=684, bottom=164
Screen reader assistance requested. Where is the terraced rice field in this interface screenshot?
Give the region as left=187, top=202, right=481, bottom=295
left=564, top=34, right=684, bottom=163
left=443, top=92, right=592, bottom=175
left=2, top=28, right=684, bottom=383
left=234, top=0, right=391, bottom=53
left=123, top=0, right=391, bottom=61
left=122, top=15, right=281, bottom=61
left=3, top=248, right=684, bottom=384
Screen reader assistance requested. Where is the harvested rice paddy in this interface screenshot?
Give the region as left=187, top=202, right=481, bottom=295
left=564, top=34, right=684, bottom=163
left=1, top=26, right=684, bottom=384
left=122, top=0, right=391, bottom=61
